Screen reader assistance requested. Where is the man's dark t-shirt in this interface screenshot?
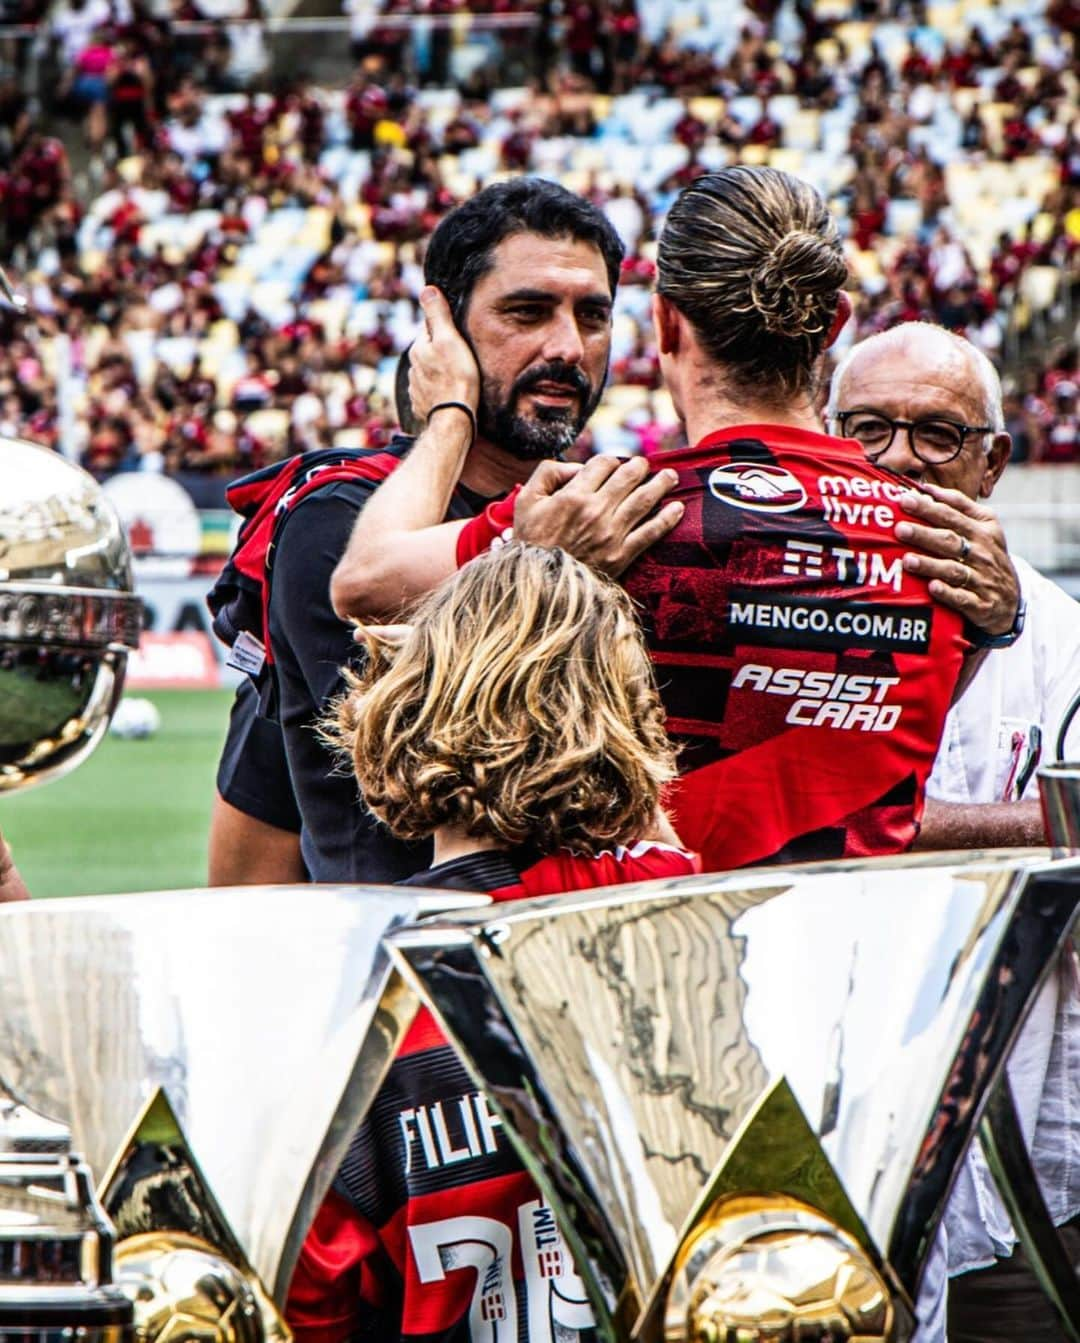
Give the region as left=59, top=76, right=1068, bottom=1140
left=216, top=439, right=493, bottom=883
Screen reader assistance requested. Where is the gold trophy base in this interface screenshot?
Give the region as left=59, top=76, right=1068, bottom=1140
left=665, top=1194, right=894, bottom=1343
left=114, top=1232, right=274, bottom=1343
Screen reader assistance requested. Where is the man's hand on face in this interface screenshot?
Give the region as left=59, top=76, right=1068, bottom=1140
left=513, top=454, right=684, bottom=577
left=409, top=286, right=481, bottom=422
left=896, top=482, right=1020, bottom=636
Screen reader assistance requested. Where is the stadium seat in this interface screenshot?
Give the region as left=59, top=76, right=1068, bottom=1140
left=244, top=408, right=290, bottom=449
left=834, top=21, right=873, bottom=52
left=848, top=249, right=884, bottom=282
left=604, top=384, right=650, bottom=412
left=307, top=298, right=350, bottom=342
left=782, top=109, right=822, bottom=152
left=688, top=97, right=720, bottom=123
left=767, top=95, right=800, bottom=126
left=1021, top=265, right=1061, bottom=315
left=333, top=427, right=368, bottom=448
left=768, top=148, right=805, bottom=176
left=249, top=280, right=294, bottom=325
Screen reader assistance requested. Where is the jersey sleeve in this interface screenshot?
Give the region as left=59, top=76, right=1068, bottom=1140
left=285, top=1186, right=389, bottom=1343
left=587, top=843, right=703, bottom=884
left=455, top=488, right=519, bottom=566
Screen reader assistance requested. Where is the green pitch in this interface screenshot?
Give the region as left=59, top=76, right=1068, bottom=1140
left=1, top=690, right=234, bottom=899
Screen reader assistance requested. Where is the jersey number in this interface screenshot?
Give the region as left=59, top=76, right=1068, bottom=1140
left=408, top=1200, right=595, bottom=1341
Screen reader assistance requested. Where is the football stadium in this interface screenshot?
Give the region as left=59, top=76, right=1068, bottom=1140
left=1, top=1, right=1080, bottom=1340
left=0, top=0, right=1076, bottom=894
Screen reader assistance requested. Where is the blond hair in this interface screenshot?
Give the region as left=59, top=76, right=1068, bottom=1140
left=330, top=544, right=677, bottom=855
left=658, top=165, right=849, bottom=401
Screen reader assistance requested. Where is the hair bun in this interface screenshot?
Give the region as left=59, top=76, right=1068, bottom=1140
left=750, top=229, right=846, bottom=339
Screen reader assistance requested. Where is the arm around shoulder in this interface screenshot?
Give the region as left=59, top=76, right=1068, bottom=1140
left=331, top=285, right=481, bottom=621
left=329, top=417, right=474, bottom=622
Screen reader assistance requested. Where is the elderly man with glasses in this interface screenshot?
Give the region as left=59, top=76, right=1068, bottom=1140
left=829, top=320, right=1080, bottom=1343
left=828, top=320, right=1080, bottom=847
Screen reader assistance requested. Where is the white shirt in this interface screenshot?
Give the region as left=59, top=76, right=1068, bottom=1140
left=930, top=557, right=1080, bottom=1273
left=912, top=557, right=1080, bottom=1341
left=928, top=557, right=1080, bottom=807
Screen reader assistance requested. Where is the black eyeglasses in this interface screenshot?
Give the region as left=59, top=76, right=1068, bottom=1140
left=832, top=410, right=994, bottom=465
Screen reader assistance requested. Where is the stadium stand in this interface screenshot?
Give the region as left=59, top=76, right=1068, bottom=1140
left=0, top=0, right=1074, bottom=497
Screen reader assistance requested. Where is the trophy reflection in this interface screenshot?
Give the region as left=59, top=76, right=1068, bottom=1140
left=387, top=841, right=1080, bottom=1343
left=6, top=852, right=1076, bottom=1343
left=0, top=884, right=488, bottom=1343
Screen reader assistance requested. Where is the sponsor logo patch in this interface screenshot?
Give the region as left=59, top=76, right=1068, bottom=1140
left=729, top=588, right=932, bottom=654
left=707, top=463, right=807, bottom=513
left=782, top=539, right=903, bottom=592
left=816, top=473, right=908, bottom=530
left=732, top=662, right=903, bottom=731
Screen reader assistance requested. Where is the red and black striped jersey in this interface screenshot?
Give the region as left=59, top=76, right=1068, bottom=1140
left=619, top=425, right=969, bottom=870
left=455, top=425, right=969, bottom=872
left=286, top=841, right=701, bottom=1343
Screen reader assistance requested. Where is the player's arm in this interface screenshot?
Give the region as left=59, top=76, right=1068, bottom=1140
left=913, top=798, right=1046, bottom=849
left=512, top=455, right=684, bottom=573
left=329, top=287, right=478, bottom=621
left=208, top=793, right=306, bottom=886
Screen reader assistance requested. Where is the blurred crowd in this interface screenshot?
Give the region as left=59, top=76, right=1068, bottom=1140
left=0, top=0, right=1075, bottom=481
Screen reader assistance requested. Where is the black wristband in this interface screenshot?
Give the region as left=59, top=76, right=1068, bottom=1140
left=964, top=595, right=1027, bottom=650
left=427, top=401, right=477, bottom=450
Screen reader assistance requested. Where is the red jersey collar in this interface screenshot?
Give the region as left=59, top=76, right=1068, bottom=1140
left=665, top=422, right=864, bottom=468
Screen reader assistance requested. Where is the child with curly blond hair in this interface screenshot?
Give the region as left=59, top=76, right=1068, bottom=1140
left=289, top=543, right=698, bottom=1343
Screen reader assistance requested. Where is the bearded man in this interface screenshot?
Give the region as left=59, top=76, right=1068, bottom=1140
left=211, top=179, right=676, bottom=883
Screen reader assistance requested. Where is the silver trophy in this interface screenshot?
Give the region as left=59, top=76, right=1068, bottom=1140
left=385, top=844, right=1080, bottom=1341
left=3, top=850, right=1077, bottom=1343
left=0, top=437, right=142, bottom=791
left=0, top=444, right=496, bottom=1343
left=0, top=884, right=487, bottom=1343
left=0, top=435, right=141, bottom=1342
